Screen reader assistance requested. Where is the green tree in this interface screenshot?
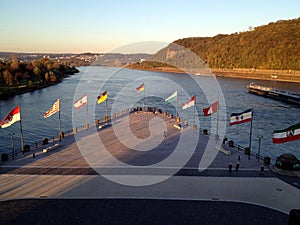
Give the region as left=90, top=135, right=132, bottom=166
left=3, top=70, right=13, bottom=85
left=33, top=66, right=41, bottom=81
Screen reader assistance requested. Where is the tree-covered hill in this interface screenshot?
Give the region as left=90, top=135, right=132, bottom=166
left=172, top=17, right=300, bottom=70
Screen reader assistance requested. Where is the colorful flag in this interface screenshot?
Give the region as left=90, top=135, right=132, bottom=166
left=203, top=101, right=219, bottom=116
left=1, top=105, right=21, bottom=128
left=44, top=99, right=60, bottom=118
left=273, top=123, right=300, bottom=144
left=165, top=91, right=177, bottom=103
left=182, top=96, right=196, bottom=109
left=74, top=94, right=88, bottom=110
left=229, top=109, right=252, bottom=126
left=136, top=83, right=144, bottom=93
left=97, top=91, right=108, bottom=104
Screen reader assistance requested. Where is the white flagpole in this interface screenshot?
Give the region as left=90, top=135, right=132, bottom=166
left=19, top=109, right=24, bottom=157
left=58, top=99, right=62, bottom=141
left=248, top=108, right=253, bottom=160
left=176, top=90, right=178, bottom=118
left=86, top=95, right=89, bottom=128
left=216, top=101, right=219, bottom=138
left=193, top=96, right=196, bottom=129
left=143, top=84, right=145, bottom=110
left=105, top=98, right=108, bottom=118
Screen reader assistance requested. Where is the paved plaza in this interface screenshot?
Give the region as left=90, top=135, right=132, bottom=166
left=0, top=111, right=299, bottom=224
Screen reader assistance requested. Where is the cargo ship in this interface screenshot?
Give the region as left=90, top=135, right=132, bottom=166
left=247, top=83, right=300, bottom=105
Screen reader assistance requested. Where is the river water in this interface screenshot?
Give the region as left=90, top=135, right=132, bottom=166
left=0, top=66, right=299, bottom=162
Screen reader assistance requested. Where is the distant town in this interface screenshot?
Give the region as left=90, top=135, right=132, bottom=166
left=0, top=52, right=151, bottom=67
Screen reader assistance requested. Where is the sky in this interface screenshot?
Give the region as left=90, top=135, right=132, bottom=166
left=0, top=0, right=299, bottom=54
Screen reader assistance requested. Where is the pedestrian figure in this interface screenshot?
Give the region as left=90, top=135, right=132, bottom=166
left=260, top=164, right=264, bottom=175
left=228, top=163, right=232, bottom=172
left=238, top=155, right=240, bottom=161
left=235, top=162, right=239, bottom=171
left=163, top=131, right=167, bottom=138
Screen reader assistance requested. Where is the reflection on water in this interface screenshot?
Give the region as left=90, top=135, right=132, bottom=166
left=0, top=66, right=299, bottom=161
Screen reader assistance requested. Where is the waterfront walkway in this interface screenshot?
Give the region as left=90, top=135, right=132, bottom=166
left=0, top=111, right=299, bottom=225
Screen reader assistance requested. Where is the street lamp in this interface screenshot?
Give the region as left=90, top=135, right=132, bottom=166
left=9, top=133, right=15, bottom=159
left=257, top=135, right=263, bottom=162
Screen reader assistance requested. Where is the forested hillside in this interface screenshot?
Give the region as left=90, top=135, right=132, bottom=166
left=173, top=18, right=300, bottom=70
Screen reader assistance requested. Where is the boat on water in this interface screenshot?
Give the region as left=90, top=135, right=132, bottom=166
left=247, top=83, right=300, bottom=105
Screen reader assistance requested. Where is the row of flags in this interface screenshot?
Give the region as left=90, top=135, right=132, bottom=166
left=1, top=83, right=300, bottom=145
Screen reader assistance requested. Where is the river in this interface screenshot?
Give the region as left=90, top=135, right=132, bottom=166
left=0, top=66, right=299, bottom=162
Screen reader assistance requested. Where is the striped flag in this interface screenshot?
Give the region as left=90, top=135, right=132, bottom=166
left=273, top=123, right=300, bottom=144
left=44, top=99, right=60, bottom=118
left=1, top=105, right=21, bottom=128
left=182, top=96, right=196, bottom=109
left=229, top=109, right=252, bottom=126
left=97, top=91, right=108, bottom=104
left=74, top=94, right=88, bottom=110
left=165, top=91, right=177, bottom=103
left=203, top=101, right=218, bottom=116
left=136, top=83, right=144, bottom=93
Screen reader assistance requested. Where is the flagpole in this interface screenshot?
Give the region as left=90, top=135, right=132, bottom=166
left=176, top=90, right=178, bottom=118
left=86, top=95, right=89, bottom=128
left=143, top=84, right=145, bottom=110
left=105, top=98, right=108, bottom=119
left=193, top=95, right=196, bottom=130
left=248, top=108, right=253, bottom=160
left=58, top=110, right=62, bottom=142
left=216, top=100, right=219, bottom=139
left=19, top=118, right=24, bottom=157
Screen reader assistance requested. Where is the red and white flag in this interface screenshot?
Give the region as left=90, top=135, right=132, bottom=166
left=73, top=94, right=88, bottom=110
left=1, top=105, right=21, bottom=128
left=182, top=96, right=196, bottom=109
left=44, top=99, right=60, bottom=118
left=203, top=101, right=218, bottom=116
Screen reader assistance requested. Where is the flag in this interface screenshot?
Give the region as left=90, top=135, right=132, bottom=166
left=165, top=91, right=177, bottom=103
left=74, top=94, right=88, bottom=110
left=203, top=101, right=219, bottom=116
left=44, top=99, right=60, bottom=118
left=182, top=96, right=196, bottom=109
left=229, top=109, right=252, bottom=126
left=1, top=105, right=21, bottom=128
left=136, top=83, right=144, bottom=93
left=273, top=123, right=300, bottom=144
left=97, top=91, right=107, bottom=104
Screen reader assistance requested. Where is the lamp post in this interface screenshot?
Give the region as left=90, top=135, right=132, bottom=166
left=9, top=132, right=15, bottom=159
left=257, top=135, right=263, bottom=162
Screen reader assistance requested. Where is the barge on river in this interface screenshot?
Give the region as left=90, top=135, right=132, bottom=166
left=247, top=83, right=300, bottom=105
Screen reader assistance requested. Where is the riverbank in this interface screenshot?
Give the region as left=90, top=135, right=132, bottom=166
left=126, top=63, right=300, bottom=83
left=213, top=68, right=300, bottom=83
left=0, top=68, right=79, bottom=100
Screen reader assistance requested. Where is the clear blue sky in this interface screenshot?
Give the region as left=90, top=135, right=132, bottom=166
left=0, top=0, right=299, bottom=53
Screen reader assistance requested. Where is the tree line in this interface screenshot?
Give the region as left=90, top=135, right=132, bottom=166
left=0, top=55, right=79, bottom=87
left=171, top=18, right=300, bottom=70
